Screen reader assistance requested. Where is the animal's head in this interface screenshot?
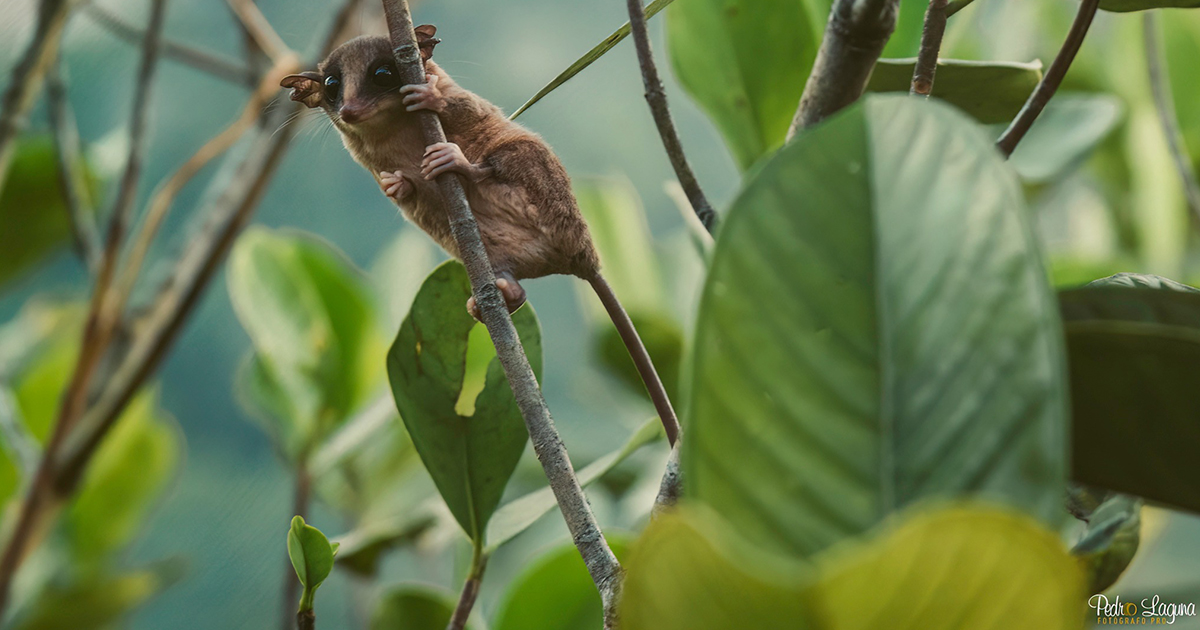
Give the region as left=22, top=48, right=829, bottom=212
left=279, top=26, right=440, bottom=132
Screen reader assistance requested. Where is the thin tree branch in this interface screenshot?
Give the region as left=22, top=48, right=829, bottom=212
left=995, top=0, right=1099, bottom=157
left=446, top=544, right=487, bottom=630
left=47, top=57, right=102, bottom=275
left=380, top=2, right=623, bottom=627
left=624, top=0, right=715, bottom=233
left=0, top=0, right=75, bottom=200
left=945, top=0, right=976, bottom=18
left=1144, top=12, right=1200, bottom=224
left=911, top=0, right=949, bottom=96
left=282, top=464, right=311, bottom=630
left=0, top=0, right=167, bottom=615
left=789, top=0, right=901, bottom=136
left=225, top=0, right=291, bottom=63
left=84, top=3, right=257, bottom=87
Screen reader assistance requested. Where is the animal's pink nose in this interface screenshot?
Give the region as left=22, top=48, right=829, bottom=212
left=340, top=103, right=369, bottom=124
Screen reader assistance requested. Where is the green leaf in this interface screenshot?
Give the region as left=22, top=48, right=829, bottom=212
left=812, top=506, right=1085, bottom=630
left=574, top=178, right=665, bottom=317
left=0, top=138, right=96, bottom=289
left=228, top=227, right=382, bottom=456
left=666, top=0, right=820, bottom=170
left=1100, top=0, right=1200, bottom=11
left=493, top=536, right=632, bottom=630
left=596, top=313, right=683, bottom=406
left=66, top=389, right=181, bottom=564
left=370, top=586, right=465, bottom=630
left=287, top=516, right=336, bottom=611
left=687, top=95, right=1067, bottom=559
left=14, top=558, right=185, bottom=630
left=1058, top=273, right=1200, bottom=513
left=621, top=505, right=1085, bottom=630
left=866, top=58, right=1043, bottom=124
left=1007, top=94, right=1124, bottom=183
left=620, top=507, right=818, bottom=630
left=510, top=0, right=675, bottom=120
left=370, top=229, right=443, bottom=331
left=1071, top=493, right=1142, bottom=593
left=486, top=418, right=662, bottom=552
left=386, top=261, right=542, bottom=543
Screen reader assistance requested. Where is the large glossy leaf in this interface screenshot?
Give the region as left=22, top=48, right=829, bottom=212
left=370, top=587, right=466, bottom=630
left=866, top=58, right=1043, bottom=124
left=1059, top=273, right=1200, bottom=513
left=228, top=228, right=382, bottom=456
left=687, top=95, right=1067, bottom=559
left=493, top=537, right=632, bottom=630
left=510, top=0, right=676, bottom=120
left=386, top=261, right=542, bottom=543
left=621, top=506, right=1084, bottom=630
left=486, top=418, right=662, bottom=551
left=0, top=138, right=94, bottom=289
left=667, top=0, right=820, bottom=170
left=1007, top=94, right=1124, bottom=183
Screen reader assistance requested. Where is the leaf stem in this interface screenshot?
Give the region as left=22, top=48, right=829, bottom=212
left=446, top=543, right=488, bottom=630
left=379, top=1, right=623, bottom=626
left=624, top=0, right=716, bottom=232
left=1143, top=12, right=1200, bottom=225
left=995, top=0, right=1099, bottom=157
left=789, top=0, right=902, bottom=135
left=911, top=0, right=949, bottom=96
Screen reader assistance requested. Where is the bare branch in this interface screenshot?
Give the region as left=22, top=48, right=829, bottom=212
left=225, top=0, right=292, bottom=62
left=47, top=57, right=102, bottom=275
left=84, top=3, right=257, bottom=87
left=995, top=0, right=1098, bottom=157
left=911, top=0, right=949, bottom=96
left=651, top=443, right=682, bottom=517
left=789, top=0, right=900, bottom=135
left=1144, top=12, right=1200, bottom=224
left=945, top=0, right=976, bottom=17
left=447, top=545, right=487, bottom=630
left=624, top=0, right=715, bottom=232
left=380, top=1, right=623, bottom=626
left=0, top=0, right=75, bottom=199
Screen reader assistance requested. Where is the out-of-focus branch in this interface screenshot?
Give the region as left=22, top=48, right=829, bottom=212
left=85, top=3, right=257, bottom=87
left=47, top=58, right=102, bottom=275
left=0, top=0, right=75, bottom=200
left=996, top=0, right=1099, bottom=157
left=789, top=0, right=901, bottom=135
left=0, top=0, right=167, bottom=616
left=624, top=0, right=715, bottom=233
left=225, top=0, right=291, bottom=62
left=380, top=1, right=624, bottom=627
left=1144, top=12, right=1200, bottom=224
left=911, top=0, right=949, bottom=96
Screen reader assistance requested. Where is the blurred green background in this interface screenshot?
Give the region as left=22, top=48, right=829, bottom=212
left=2, top=0, right=1200, bottom=627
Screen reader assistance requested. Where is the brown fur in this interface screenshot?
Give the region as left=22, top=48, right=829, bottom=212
left=293, top=35, right=599, bottom=281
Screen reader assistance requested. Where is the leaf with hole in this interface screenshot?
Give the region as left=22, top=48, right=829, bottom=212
left=688, top=95, right=1067, bottom=559
left=386, top=261, right=541, bottom=544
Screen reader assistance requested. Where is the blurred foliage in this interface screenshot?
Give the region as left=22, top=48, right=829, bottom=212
left=370, top=586, right=464, bottom=630
left=867, top=58, right=1042, bottom=123
left=1071, top=491, right=1143, bottom=593
left=492, top=536, right=631, bottom=630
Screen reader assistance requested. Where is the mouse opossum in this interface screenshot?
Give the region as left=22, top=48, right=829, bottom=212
left=281, top=27, right=679, bottom=444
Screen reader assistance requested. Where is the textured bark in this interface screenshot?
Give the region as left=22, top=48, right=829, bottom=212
left=911, top=0, right=949, bottom=96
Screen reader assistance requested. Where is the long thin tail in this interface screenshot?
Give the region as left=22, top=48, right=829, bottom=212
left=588, top=272, right=681, bottom=446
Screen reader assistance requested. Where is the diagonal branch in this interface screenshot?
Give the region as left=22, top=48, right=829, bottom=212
left=47, top=57, right=102, bottom=275
left=85, top=3, right=257, bottom=87
left=911, top=0, right=949, bottom=96
left=624, top=0, right=715, bottom=233
left=225, top=0, right=291, bottom=63
left=0, top=0, right=75, bottom=200
left=995, top=0, right=1099, bottom=157
left=789, top=0, right=902, bottom=135
left=379, top=1, right=624, bottom=627
left=1144, top=12, right=1200, bottom=224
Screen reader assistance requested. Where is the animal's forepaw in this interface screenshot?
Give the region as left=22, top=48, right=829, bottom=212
left=378, top=170, right=413, bottom=200
left=422, top=142, right=471, bottom=180
left=400, top=73, right=446, bottom=112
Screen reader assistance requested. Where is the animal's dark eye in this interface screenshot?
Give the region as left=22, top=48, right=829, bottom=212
left=371, top=63, right=397, bottom=87
left=323, top=75, right=340, bottom=102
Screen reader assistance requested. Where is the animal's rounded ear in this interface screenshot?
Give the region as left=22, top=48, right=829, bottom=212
left=280, top=71, right=324, bottom=108
left=415, top=24, right=441, bottom=61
